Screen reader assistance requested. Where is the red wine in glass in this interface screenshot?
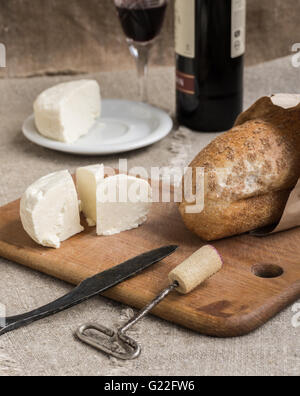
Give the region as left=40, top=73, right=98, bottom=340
left=116, top=3, right=167, bottom=43
left=114, top=0, right=168, bottom=102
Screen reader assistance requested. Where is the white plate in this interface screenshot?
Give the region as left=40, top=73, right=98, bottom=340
left=22, top=99, right=173, bottom=155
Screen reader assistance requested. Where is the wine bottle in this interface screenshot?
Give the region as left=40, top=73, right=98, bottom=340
left=175, top=0, right=246, bottom=132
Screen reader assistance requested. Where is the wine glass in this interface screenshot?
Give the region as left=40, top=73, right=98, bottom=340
left=114, top=0, right=168, bottom=103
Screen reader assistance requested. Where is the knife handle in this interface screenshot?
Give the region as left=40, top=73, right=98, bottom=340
left=0, top=274, right=103, bottom=336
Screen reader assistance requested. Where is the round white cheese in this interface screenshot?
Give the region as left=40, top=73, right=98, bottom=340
left=34, top=80, right=101, bottom=144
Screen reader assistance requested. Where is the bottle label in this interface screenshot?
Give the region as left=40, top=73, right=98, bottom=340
left=231, top=0, right=246, bottom=58
left=175, top=0, right=195, bottom=59
left=176, top=70, right=195, bottom=95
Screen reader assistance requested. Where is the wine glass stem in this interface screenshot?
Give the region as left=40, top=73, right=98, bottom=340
left=128, top=41, right=152, bottom=103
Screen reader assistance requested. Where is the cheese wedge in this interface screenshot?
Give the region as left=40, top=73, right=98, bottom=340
left=20, top=171, right=83, bottom=248
left=34, top=80, right=101, bottom=143
left=76, top=164, right=105, bottom=226
left=97, top=174, right=152, bottom=236
left=76, top=165, right=152, bottom=235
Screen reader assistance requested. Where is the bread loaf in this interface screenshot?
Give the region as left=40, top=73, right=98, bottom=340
left=179, top=97, right=300, bottom=241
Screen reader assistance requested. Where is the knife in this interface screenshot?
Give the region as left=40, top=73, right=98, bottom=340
left=0, top=245, right=178, bottom=336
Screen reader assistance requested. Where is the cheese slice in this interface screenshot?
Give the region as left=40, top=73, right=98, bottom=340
left=20, top=170, right=84, bottom=248
left=34, top=80, right=101, bottom=144
left=76, top=164, right=105, bottom=226
left=97, top=174, right=152, bottom=236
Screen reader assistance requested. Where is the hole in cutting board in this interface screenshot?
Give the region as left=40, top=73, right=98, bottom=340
left=252, top=264, right=284, bottom=279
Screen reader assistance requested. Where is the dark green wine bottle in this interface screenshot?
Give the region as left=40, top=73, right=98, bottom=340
left=175, top=0, right=246, bottom=132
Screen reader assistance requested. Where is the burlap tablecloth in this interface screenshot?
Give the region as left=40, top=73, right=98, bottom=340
left=0, top=56, right=299, bottom=376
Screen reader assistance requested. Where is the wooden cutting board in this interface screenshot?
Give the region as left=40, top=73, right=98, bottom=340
left=0, top=184, right=300, bottom=337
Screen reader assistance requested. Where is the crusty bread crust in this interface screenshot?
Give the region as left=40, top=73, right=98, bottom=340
left=179, top=190, right=291, bottom=241
left=179, top=97, right=300, bottom=241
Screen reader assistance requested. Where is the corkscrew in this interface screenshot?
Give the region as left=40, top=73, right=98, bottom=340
left=76, top=246, right=223, bottom=360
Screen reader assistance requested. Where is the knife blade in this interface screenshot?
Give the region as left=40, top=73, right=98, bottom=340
left=0, top=245, right=178, bottom=336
